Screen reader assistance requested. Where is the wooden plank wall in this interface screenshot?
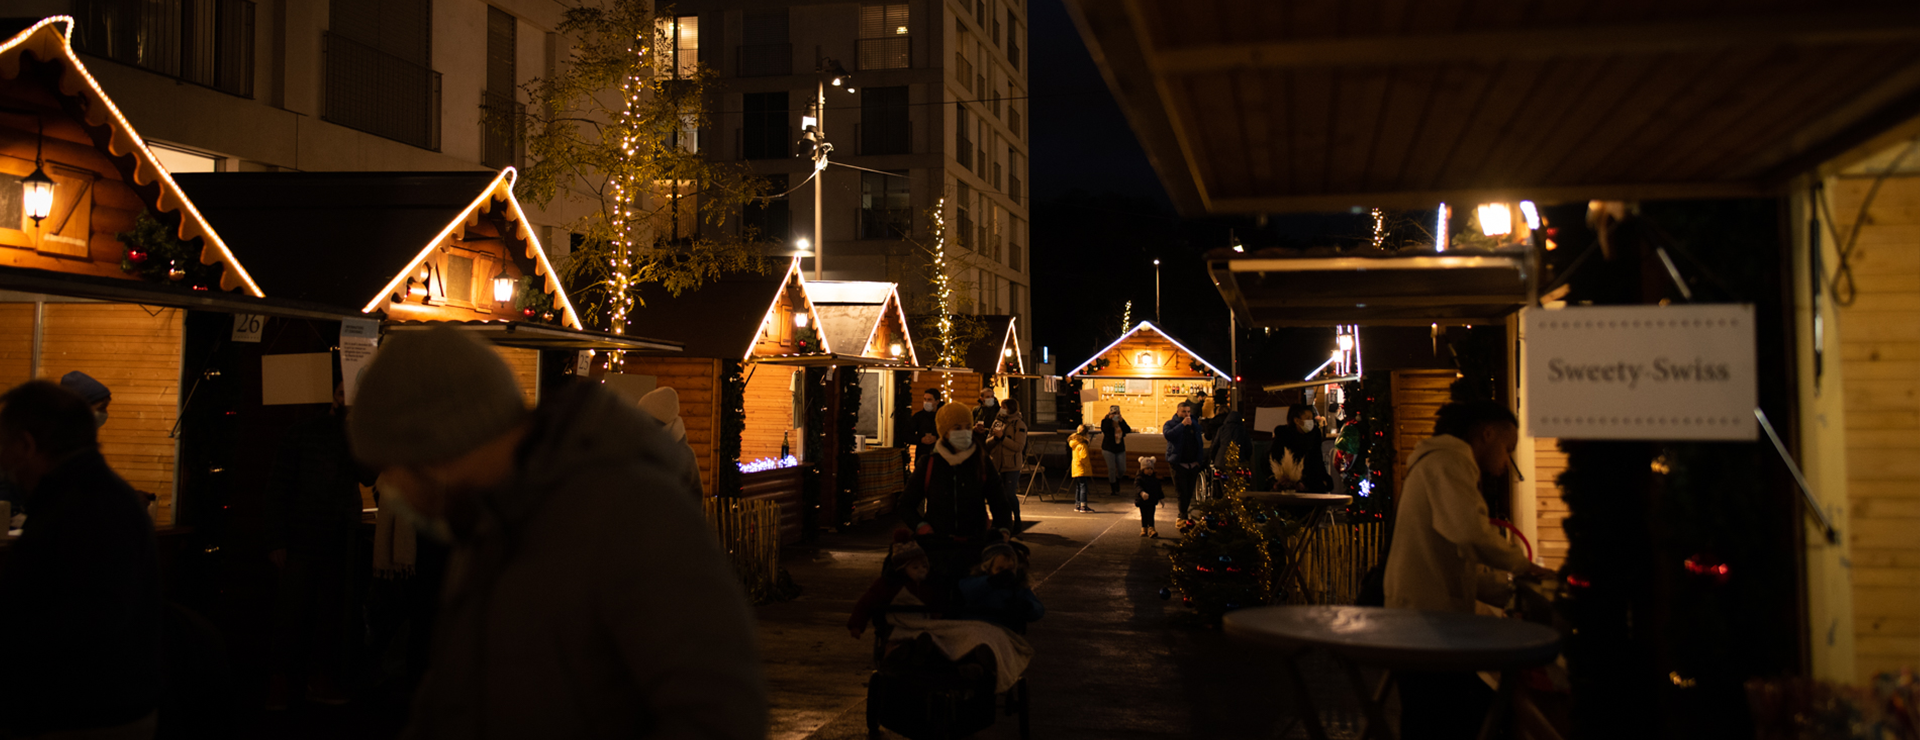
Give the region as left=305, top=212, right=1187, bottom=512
left=39, top=304, right=181, bottom=526
left=1533, top=438, right=1570, bottom=569
left=743, top=365, right=798, bottom=462
left=1830, top=176, right=1920, bottom=682
left=0, top=303, right=31, bottom=386
left=491, top=346, right=540, bottom=406
left=1390, top=369, right=1454, bottom=498
left=909, top=370, right=982, bottom=413
left=622, top=356, right=722, bottom=496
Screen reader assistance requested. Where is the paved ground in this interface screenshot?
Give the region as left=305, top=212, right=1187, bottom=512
left=758, top=490, right=1372, bottom=740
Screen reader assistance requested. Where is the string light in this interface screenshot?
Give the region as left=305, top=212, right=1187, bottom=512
left=930, top=197, right=956, bottom=397
left=1371, top=208, right=1385, bottom=249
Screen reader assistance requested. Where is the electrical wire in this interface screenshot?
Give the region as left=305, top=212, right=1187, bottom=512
left=1820, top=135, right=1920, bottom=307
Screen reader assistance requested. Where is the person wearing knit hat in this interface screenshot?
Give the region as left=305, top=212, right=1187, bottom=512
left=636, top=386, right=703, bottom=497
left=346, top=326, right=766, bottom=738
left=1134, top=456, right=1167, bottom=538
left=847, top=529, right=943, bottom=638
left=58, top=371, right=111, bottom=428
left=899, top=401, right=992, bottom=538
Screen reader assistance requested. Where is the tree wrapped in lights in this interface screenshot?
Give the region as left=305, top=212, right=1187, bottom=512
left=906, top=197, right=988, bottom=396
left=1166, top=444, right=1296, bottom=620
left=509, top=1, right=766, bottom=341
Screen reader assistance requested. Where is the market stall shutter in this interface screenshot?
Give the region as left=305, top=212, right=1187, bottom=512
left=490, top=345, right=539, bottom=406
left=0, top=303, right=30, bottom=384
left=1534, top=438, right=1570, bottom=570
left=38, top=303, right=182, bottom=526
left=743, top=367, right=799, bottom=462
left=1389, top=369, right=1452, bottom=507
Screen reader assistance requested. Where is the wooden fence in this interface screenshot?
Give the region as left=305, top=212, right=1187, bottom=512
left=1289, top=516, right=1387, bottom=606
left=703, top=497, right=782, bottom=597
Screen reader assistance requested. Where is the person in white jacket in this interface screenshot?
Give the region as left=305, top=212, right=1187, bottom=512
left=1383, top=400, right=1554, bottom=740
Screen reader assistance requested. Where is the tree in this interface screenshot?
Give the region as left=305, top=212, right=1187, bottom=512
left=903, top=197, right=990, bottom=393
left=504, top=0, right=769, bottom=335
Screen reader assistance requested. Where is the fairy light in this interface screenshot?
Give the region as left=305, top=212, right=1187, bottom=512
left=930, top=197, right=955, bottom=396
left=1121, top=300, right=1132, bottom=333
left=1371, top=207, right=1385, bottom=249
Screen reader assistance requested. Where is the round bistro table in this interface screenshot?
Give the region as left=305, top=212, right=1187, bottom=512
left=1224, top=605, right=1562, bottom=740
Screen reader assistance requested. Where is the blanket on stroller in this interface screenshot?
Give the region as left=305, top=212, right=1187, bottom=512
left=888, top=614, right=1033, bottom=693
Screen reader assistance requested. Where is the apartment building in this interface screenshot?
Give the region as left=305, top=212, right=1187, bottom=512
left=12, top=0, right=587, bottom=246
left=677, top=0, right=1032, bottom=359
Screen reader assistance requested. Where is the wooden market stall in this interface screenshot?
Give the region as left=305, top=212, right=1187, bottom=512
left=0, top=17, right=354, bottom=530
left=805, top=280, right=922, bottom=523
left=1066, top=321, right=1228, bottom=478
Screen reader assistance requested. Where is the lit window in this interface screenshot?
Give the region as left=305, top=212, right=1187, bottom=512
left=658, top=15, right=698, bottom=78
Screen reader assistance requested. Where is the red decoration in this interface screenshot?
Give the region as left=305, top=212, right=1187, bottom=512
left=523, top=308, right=536, bottom=318
left=126, top=249, right=148, bottom=265
left=1683, top=555, right=1730, bottom=584
left=1565, top=574, right=1592, bottom=589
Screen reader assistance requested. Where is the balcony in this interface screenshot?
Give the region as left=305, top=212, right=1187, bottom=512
left=738, top=43, right=792, bottom=77
left=74, top=0, right=255, bottom=98
left=325, top=32, right=442, bottom=151
left=857, top=37, right=910, bottom=71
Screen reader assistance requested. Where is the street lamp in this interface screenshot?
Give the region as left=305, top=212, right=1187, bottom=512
left=801, top=58, right=857, bottom=281
left=1153, top=259, right=1162, bottom=326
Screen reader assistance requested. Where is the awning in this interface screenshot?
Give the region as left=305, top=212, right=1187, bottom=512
left=751, top=353, right=912, bottom=368
left=384, top=321, right=681, bottom=351
left=1065, top=1, right=1920, bottom=215
left=0, top=265, right=363, bottom=322
left=1210, top=250, right=1530, bottom=327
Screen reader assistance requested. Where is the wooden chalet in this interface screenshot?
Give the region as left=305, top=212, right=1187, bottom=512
left=0, top=17, right=359, bottom=529
left=803, top=280, right=927, bottom=523
left=1068, top=322, right=1229, bottom=478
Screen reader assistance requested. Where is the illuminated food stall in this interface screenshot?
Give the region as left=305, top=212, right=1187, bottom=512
left=1067, top=321, right=1229, bottom=476
left=804, top=280, right=920, bottom=523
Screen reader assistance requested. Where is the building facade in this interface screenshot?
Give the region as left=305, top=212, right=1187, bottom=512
left=678, top=0, right=1032, bottom=361
left=11, top=0, right=587, bottom=249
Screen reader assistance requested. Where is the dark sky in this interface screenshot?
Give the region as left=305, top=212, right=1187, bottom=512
left=1025, top=0, right=1170, bottom=207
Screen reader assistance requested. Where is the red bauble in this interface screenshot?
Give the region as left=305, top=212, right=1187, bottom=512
left=522, top=308, right=536, bottom=318
left=126, top=249, right=148, bottom=265
left=1683, top=555, right=1730, bottom=585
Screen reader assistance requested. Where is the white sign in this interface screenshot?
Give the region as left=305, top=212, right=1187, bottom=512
left=339, top=318, right=381, bottom=405
left=231, top=313, right=264, bottom=343
left=1525, top=305, right=1756, bottom=441
left=262, top=353, right=334, bottom=406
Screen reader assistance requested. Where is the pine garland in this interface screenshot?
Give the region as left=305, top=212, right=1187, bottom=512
left=715, top=360, right=746, bottom=497
left=117, top=210, right=223, bottom=291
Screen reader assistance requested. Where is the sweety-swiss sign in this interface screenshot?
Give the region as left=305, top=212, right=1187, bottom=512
left=1524, top=304, right=1756, bottom=441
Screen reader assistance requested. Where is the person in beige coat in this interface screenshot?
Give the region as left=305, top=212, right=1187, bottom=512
left=1382, top=400, right=1554, bottom=740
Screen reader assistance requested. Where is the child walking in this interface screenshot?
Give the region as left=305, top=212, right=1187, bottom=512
left=1068, top=424, right=1096, bottom=513
left=1135, top=457, right=1166, bottom=537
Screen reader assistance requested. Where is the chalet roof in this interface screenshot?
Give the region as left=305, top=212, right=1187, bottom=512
left=1068, top=320, right=1228, bottom=378
left=1066, top=0, right=1920, bottom=215
left=815, top=304, right=883, bottom=357
left=0, top=16, right=262, bottom=295
left=966, top=315, right=1017, bottom=376
left=626, top=272, right=791, bottom=358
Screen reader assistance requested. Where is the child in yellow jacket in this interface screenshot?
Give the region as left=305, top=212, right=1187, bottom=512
left=1069, top=424, right=1096, bottom=513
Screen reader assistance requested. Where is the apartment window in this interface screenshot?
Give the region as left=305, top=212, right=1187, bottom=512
left=859, top=171, right=911, bottom=240
left=1007, top=12, right=1021, bottom=69
left=658, top=15, right=698, bottom=78
left=482, top=6, right=522, bottom=169
left=977, top=119, right=987, bottom=175
left=860, top=86, right=909, bottom=155
left=75, top=0, right=256, bottom=98
left=739, top=10, right=790, bottom=77
left=325, top=0, right=439, bottom=150
left=990, top=88, right=1000, bottom=118
left=1009, top=152, right=1022, bottom=204
left=1010, top=240, right=1023, bottom=273
left=744, top=174, right=791, bottom=243
left=742, top=92, right=789, bottom=160
left=1009, top=104, right=1021, bottom=139
left=1010, top=282, right=1022, bottom=325
left=954, top=47, right=973, bottom=89
left=975, top=0, right=986, bottom=26
left=956, top=182, right=972, bottom=252
left=955, top=104, right=972, bottom=170
left=857, top=4, right=910, bottom=71
left=992, top=16, right=1001, bottom=47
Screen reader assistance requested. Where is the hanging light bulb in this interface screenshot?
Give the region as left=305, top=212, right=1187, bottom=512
left=493, top=276, right=514, bottom=304
left=1477, top=203, right=1513, bottom=237
left=793, top=311, right=810, bottom=328
left=1337, top=333, right=1355, bottom=351
left=22, top=117, right=54, bottom=226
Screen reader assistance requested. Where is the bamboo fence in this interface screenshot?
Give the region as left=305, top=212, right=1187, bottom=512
left=703, top=497, right=783, bottom=597
left=1289, top=515, right=1387, bottom=605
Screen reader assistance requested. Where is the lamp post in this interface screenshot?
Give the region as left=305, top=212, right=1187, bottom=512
left=801, top=58, right=855, bottom=281
left=1153, top=258, right=1162, bottom=326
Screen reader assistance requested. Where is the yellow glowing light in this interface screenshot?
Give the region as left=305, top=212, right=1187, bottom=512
left=22, top=167, right=54, bottom=224
left=794, top=311, right=810, bottom=328
left=1337, top=334, right=1354, bottom=351
left=896, top=26, right=908, bottom=35
left=493, top=276, right=514, bottom=303
left=1477, top=203, right=1512, bottom=237
left=889, top=342, right=904, bottom=358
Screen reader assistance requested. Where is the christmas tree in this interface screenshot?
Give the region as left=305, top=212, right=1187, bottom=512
left=1164, top=445, right=1296, bottom=620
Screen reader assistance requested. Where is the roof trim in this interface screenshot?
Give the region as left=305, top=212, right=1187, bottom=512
left=745, top=258, right=831, bottom=360
left=0, top=16, right=264, bottom=296
left=359, top=167, right=583, bottom=330
left=997, top=316, right=1025, bottom=374
left=864, top=285, right=919, bottom=366
left=1066, top=320, right=1228, bottom=378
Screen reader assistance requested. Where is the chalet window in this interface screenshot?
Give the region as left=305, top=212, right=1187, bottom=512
left=74, top=0, right=255, bottom=98
left=739, top=10, right=790, bottom=77
left=859, top=170, right=910, bottom=240
left=742, top=92, right=789, bottom=160
left=325, top=0, right=440, bottom=150
left=860, top=86, right=909, bottom=156
left=444, top=253, right=474, bottom=305
left=857, top=4, right=910, bottom=71
left=482, top=6, right=522, bottom=169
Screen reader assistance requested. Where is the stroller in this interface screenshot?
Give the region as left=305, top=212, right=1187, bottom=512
left=864, top=534, right=1033, bottom=740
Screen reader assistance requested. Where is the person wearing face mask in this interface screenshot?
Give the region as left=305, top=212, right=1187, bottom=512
left=347, top=327, right=765, bottom=739
left=1098, top=405, right=1132, bottom=497
left=908, top=389, right=942, bottom=472
left=972, top=387, right=999, bottom=426
left=913, top=401, right=992, bottom=538
left=0, top=381, right=161, bottom=740
left=1268, top=404, right=1332, bottom=493
left=263, top=380, right=376, bottom=709
left=984, top=397, right=1028, bottom=528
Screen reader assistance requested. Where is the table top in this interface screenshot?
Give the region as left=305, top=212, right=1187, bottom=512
left=1223, top=605, right=1562, bottom=671
left=1243, top=491, right=1353, bottom=507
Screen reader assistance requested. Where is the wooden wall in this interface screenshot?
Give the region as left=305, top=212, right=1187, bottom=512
left=1533, top=438, right=1570, bottom=569
left=1390, top=369, right=1453, bottom=498
left=0, top=111, right=144, bottom=282
left=0, top=303, right=30, bottom=385
left=909, top=370, right=983, bottom=416
left=36, top=304, right=182, bottom=526
left=491, top=345, right=540, bottom=406
left=1078, top=327, right=1214, bottom=380
left=743, top=365, right=798, bottom=462
left=621, top=356, right=722, bottom=496
left=1830, top=176, right=1920, bottom=682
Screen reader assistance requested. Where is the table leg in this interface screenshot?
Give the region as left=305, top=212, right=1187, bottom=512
left=1338, top=656, right=1397, bottom=740
left=1476, top=670, right=1517, bottom=740
left=1279, top=506, right=1327, bottom=602
left=1281, top=652, right=1332, bottom=740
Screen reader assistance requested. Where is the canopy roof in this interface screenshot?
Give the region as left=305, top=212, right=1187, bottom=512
left=1210, top=247, right=1531, bottom=327
left=176, top=168, right=583, bottom=329
left=1066, top=0, right=1920, bottom=215
left=0, top=16, right=261, bottom=295
left=626, top=258, right=833, bottom=361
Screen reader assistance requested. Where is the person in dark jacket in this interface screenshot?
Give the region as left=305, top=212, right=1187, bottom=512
left=1269, top=404, right=1333, bottom=492
left=0, top=381, right=161, bottom=739
left=1098, top=405, right=1132, bottom=496
left=1135, top=457, right=1166, bottom=538
left=847, top=536, right=944, bottom=638
left=1211, top=410, right=1253, bottom=472
left=908, top=388, right=942, bottom=472
left=914, top=401, right=993, bottom=538
left=264, top=381, right=375, bottom=709
left=1, top=371, right=116, bottom=514
left=348, top=327, right=765, bottom=739
left=1162, top=402, right=1206, bottom=522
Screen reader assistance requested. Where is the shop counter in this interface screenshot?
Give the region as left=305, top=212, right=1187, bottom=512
left=849, top=448, right=907, bottom=524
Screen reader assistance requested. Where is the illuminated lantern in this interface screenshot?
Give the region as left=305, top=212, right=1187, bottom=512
left=793, top=311, right=809, bottom=328
left=493, top=276, right=514, bottom=304
left=22, top=166, right=54, bottom=225
left=1476, top=203, right=1513, bottom=237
